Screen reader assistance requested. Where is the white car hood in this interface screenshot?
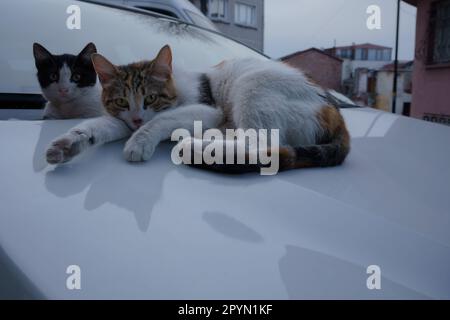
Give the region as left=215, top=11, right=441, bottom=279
left=0, top=107, right=449, bottom=299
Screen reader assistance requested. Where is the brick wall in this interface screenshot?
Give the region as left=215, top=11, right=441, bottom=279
left=282, top=50, right=343, bottom=91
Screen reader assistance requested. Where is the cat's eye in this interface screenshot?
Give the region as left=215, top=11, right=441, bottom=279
left=144, top=94, right=157, bottom=106
left=115, top=98, right=129, bottom=109
left=72, top=73, right=81, bottom=82
left=49, top=73, right=58, bottom=81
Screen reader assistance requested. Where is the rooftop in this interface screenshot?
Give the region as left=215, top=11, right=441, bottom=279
left=280, top=48, right=343, bottom=62
left=380, top=61, right=414, bottom=71
left=326, top=43, right=392, bottom=51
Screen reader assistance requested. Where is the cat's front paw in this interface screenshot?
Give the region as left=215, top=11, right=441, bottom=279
left=46, top=130, right=90, bottom=164
left=123, top=134, right=157, bottom=162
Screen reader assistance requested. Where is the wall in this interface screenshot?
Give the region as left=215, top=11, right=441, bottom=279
left=283, top=51, right=343, bottom=91
left=376, top=71, right=412, bottom=114
left=348, top=60, right=391, bottom=74
left=410, top=0, right=450, bottom=120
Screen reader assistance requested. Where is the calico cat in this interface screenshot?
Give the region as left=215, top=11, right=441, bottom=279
left=45, top=45, right=350, bottom=173
left=33, top=42, right=105, bottom=119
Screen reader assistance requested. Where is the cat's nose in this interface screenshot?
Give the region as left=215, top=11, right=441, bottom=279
left=58, top=88, right=69, bottom=94
left=132, top=118, right=143, bottom=128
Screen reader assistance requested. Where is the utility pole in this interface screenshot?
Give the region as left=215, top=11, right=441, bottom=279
left=392, top=0, right=401, bottom=114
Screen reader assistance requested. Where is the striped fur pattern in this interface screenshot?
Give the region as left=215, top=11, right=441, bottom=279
left=92, top=49, right=178, bottom=131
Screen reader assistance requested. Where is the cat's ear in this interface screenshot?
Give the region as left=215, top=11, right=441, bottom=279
left=77, top=42, right=97, bottom=63
left=33, top=43, right=54, bottom=66
left=91, top=53, right=117, bottom=86
left=152, top=45, right=172, bottom=81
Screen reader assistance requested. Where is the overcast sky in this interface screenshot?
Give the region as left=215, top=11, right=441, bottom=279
left=264, top=0, right=417, bottom=60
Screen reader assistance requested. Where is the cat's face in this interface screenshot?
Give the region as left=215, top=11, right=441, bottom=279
left=33, top=43, right=97, bottom=103
left=91, top=45, right=177, bottom=131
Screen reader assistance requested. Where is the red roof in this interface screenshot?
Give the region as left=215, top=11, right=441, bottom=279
left=280, top=48, right=343, bottom=63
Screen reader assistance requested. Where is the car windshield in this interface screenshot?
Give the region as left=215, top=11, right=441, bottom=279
left=0, top=0, right=266, bottom=99
left=184, top=9, right=219, bottom=32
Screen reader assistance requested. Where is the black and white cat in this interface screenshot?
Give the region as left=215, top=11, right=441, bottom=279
left=33, top=42, right=105, bottom=119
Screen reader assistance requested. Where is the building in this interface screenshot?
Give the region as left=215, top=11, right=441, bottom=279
left=280, top=48, right=343, bottom=91
left=325, top=43, right=393, bottom=83
left=189, top=0, right=264, bottom=52
left=325, top=43, right=392, bottom=62
left=375, top=61, right=413, bottom=115
left=404, top=0, right=450, bottom=125
left=349, top=61, right=413, bottom=112
left=325, top=43, right=395, bottom=107
left=338, top=61, right=412, bottom=113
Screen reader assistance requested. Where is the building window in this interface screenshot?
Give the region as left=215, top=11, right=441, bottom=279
left=355, top=48, right=363, bottom=60
left=361, top=49, right=368, bottom=60
left=375, top=49, right=383, bottom=60
left=429, top=0, right=450, bottom=64
left=423, top=113, right=450, bottom=126
left=345, top=49, right=352, bottom=58
left=337, top=48, right=351, bottom=59
left=235, top=2, right=256, bottom=27
left=208, top=0, right=228, bottom=21
left=372, top=49, right=391, bottom=61
left=368, top=49, right=377, bottom=61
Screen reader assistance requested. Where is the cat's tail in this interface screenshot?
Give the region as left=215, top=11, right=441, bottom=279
left=181, top=128, right=350, bottom=174
left=278, top=130, right=350, bottom=170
